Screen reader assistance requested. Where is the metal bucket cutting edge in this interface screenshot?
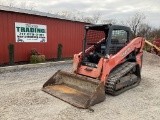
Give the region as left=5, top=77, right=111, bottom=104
left=42, top=70, right=105, bottom=108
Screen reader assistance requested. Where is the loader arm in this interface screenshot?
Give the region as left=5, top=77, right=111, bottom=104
left=100, top=37, right=145, bottom=83
left=74, top=37, right=145, bottom=83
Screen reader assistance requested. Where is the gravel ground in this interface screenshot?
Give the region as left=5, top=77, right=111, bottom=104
left=0, top=52, right=160, bottom=120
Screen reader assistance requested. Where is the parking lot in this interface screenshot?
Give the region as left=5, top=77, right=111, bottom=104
left=0, top=52, right=160, bottom=120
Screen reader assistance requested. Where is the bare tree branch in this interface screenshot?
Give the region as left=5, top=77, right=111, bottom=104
left=101, top=19, right=117, bottom=24
left=137, top=23, right=152, bottom=39
left=54, top=10, right=101, bottom=23
left=149, top=28, right=160, bottom=40
left=124, top=12, right=146, bottom=38
left=92, top=12, right=101, bottom=23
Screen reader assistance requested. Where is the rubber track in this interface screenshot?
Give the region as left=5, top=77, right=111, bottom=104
left=105, top=62, right=138, bottom=96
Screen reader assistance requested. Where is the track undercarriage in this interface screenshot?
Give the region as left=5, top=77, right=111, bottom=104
left=105, top=62, right=141, bottom=95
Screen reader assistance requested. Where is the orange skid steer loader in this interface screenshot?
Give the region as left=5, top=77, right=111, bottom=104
left=42, top=24, right=145, bottom=109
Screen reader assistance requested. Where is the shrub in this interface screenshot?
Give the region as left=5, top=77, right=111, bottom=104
left=8, top=43, right=14, bottom=65
left=41, top=55, right=45, bottom=62
left=36, top=55, right=42, bottom=63
left=57, top=43, right=63, bottom=60
left=30, top=48, right=39, bottom=55
left=30, top=55, right=37, bottom=63
left=30, top=49, right=45, bottom=63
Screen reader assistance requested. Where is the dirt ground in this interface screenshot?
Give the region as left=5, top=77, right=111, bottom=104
left=0, top=51, right=160, bottom=120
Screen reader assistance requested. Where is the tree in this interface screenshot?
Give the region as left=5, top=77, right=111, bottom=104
left=57, top=10, right=73, bottom=19
left=101, top=19, right=117, bottom=24
left=91, top=12, right=101, bottom=24
left=19, top=1, right=37, bottom=10
left=55, top=10, right=101, bottom=24
left=149, top=28, right=160, bottom=40
left=122, top=12, right=146, bottom=38
left=137, top=23, right=152, bottom=39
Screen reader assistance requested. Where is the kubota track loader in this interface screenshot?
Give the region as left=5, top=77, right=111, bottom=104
left=42, top=24, right=145, bottom=109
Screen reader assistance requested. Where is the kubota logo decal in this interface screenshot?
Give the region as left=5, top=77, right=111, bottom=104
left=122, top=47, right=131, bottom=57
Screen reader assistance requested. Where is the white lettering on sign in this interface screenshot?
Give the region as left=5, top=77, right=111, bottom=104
left=15, top=22, right=47, bottom=42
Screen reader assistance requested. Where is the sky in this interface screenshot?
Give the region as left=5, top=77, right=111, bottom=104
left=1, top=0, right=160, bottom=28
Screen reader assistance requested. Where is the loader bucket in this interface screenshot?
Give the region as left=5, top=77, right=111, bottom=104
left=42, top=70, right=105, bottom=108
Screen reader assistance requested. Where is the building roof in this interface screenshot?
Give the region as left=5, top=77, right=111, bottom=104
left=0, top=5, right=87, bottom=23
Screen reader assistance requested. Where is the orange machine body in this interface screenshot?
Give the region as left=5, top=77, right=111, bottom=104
left=72, top=37, right=145, bottom=84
